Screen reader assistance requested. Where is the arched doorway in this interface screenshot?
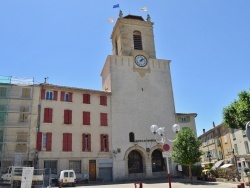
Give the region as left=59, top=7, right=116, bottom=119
left=128, top=150, right=143, bottom=173
left=151, top=149, right=165, bottom=172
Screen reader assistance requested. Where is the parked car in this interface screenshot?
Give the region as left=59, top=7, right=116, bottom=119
left=52, top=170, right=76, bottom=187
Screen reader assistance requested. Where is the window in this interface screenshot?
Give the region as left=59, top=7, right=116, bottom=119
left=82, top=111, right=90, bottom=125
left=41, top=89, right=58, bottom=101
left=21, top=88, right=31, bottom=98
left=0, top=105, right=7, bottom=126
left=0, top=87, right=7, bottom=97
left=178, top=116, right=190, bottom=123
left=63, top=133, right=72, bottom=152
left=69, top=161, right=81, bottom=174
left=100, top=113, right=108, bottom=126
left=100, top=96, right=107, bottom=106
left=133, top=31, right=142, bottom=50
left=115, top=39, right=118, bottom=55
left=100, top=134, right=109, bottom=152
left=36, top=132, right=52, bottom=151
left=234, top=144, right=238, bottom=154
left=232, top=129, right=236, bottom=139
left=16, top=143, right=27, bottom=152
left=16, top=132, right=28, bottom=152
left=60, top=91, right=72, bottom=102
left=19, top=106, right=29, bottom=122
left=64, top=110, right=72, bottom=124
left=44, top=108, right=53, bottom=123
left=129, top=132, right=135, bottom=142
left=83, top=94, right=90, bottom=104
left=245, top=141, right=250, bottom=154
left=218, top=150, right=223, bottom=159
left=128, top=150, right=143, bottom=173
left=82, top=134, right=91, bottom=151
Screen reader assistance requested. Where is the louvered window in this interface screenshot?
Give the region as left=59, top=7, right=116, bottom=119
left=82, top=111, right=90, bottom=125
left=83, top=94, right=90, bottom=104
left=22, top=88, right=31, bottom=98
left=100, top=96, right=107, bottom=106
left=19, top=106, right=29, bottom=122
left=63, top=133, right=72, bottom=152
left=100, top=113, right=108, bottom=126
left=44, top=108, right=53, bottom=123
left=133, top=31, right=142, bottom=50
left=64, top=110, right=72, bottom=124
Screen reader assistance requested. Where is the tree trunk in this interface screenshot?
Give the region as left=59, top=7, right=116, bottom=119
left=189, top=164, right=193, bottom=183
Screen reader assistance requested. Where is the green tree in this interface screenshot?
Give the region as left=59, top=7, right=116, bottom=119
left=223, top=90, right=250, bottom=129
left=172, top=128, right=203, bottom=182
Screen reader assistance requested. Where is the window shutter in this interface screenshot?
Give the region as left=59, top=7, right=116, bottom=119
left=69, top=92, right=73, bottom=102
left=60, top=91, right=65, bottom=101
left=100, top=113, right=107, bottom=126
left=68, top=133, right=72, bottom=151
left=106, top=135, right=109, bottom=152
left=69, top=110, right=72, bottom=124
left=44, top=108, right=49, bottom=122
left=88, top=134, right=91, bottom=151
left=46, top=132, right=52, bottom=151
left=64, top=110, right=68, bottom=124
left=82, top=134, right=85, bottom=151
left=36, top=132, right=42, bottom=151
left=100, top=96, right=107, bottom=106
left=63, top=133, right=68, bottom=151
left=53, top=90, right=58, bottom=101
left=41, top=89, right=45, bottom=100
left=100, top=134, right=104, bottom=151
left=48, top=108, right=53, bottom=123
left=83, top=111, right=90, bottom=125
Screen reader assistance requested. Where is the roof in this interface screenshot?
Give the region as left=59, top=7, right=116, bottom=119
left=123, top=15, right=144, bottom=21
left=211, top=160, right=224, bottom=170
left=176, top=113, right=197, bottom=117
left=220, top=164, right=233, bottom=169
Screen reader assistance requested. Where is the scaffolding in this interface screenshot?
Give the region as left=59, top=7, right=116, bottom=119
left=0, top=75, right=35, bottom=171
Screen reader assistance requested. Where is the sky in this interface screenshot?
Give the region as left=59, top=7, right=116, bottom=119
left=0, top=0, right=249, bottom=136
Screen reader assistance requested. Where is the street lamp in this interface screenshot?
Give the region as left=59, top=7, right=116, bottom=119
left=150, top=124, right=180, bottom=188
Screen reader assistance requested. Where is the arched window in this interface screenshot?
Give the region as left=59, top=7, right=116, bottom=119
left=152, top=149, right=165, bottom=172
left=129, top=132, right=135, bottom=142
left=133, top=31, right=142, bottom=50
left=128, top=150, right=143, bottom=173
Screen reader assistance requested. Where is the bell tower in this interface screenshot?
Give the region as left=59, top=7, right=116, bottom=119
left=111, top=11, right=156, bottom=58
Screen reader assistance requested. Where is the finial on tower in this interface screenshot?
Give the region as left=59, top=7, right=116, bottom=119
left=119, top=10, right=123, bottom=18
left=147, top=14, right=151, bottom=22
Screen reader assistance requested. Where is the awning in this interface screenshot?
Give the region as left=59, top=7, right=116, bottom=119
left=211, top=160, right=224, bottom=170
left=220, top=164, right=233, bottom=169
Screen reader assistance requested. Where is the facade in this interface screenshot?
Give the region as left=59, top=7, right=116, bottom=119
left=229, top=128, right=250, bottom=171
left=199, top=124, right=234, bottom=168
left=37, top=84, right=112, bottom=181
left=101, top=13, right=197, bottom=181
left=176, top=113, right=197, bottom=136
left=0, top=76, right=38, bottom=170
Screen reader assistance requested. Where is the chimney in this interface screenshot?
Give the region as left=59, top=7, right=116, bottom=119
left=213, top=121, right=215, bottom=127
left=203, top=129, right=205, bottom=133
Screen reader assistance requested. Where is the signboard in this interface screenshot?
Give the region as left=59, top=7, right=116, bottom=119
left=21, top=167, right=34, bottom=188
left=162, top=144, right=170, bottom=152
left=162, top=152, right=172, bottom=158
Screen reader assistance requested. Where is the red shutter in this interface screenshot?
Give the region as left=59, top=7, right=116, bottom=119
left=100, top=96, right=107, bottom=106
left=41, top=89, right=45, bottom=100
left=64, top=110, right=68, bottom=124
left=82, top=134, right=85, bottom=151
left=63, top=133, right=68, bottom=151
left=87, top=94, right=90, bottom=104
left=36, top=132, right=42, bottom=151
left=106, top=135, right=109, bottom=152
left=100, top=113, right=107, bottom=126
left=54, top=90, right=58, bottom=101
left=60, top=91, right=65, bottom=101
left=46, top=132, right=52, bottom=151
left=83, top=112, right=90, bottom=125
left=69, top=92, right=73, bottom=102
left=48, top=108, right=53, bottom=123
left=100, top=96, right=103, bottom=105
left=87, top=112, right=90, bottom=125
left=88, top=134, right=91, bottom=151
left=100, top=134, right=104, bottom=151
left=69, top=110, right=72, bottom=124
left=68, top=133, right=72, bottom=151
left=44, top=108, right=50, bottom=123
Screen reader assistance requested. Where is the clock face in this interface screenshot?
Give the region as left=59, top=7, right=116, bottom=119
left=135, top=55, right=147, bottom=67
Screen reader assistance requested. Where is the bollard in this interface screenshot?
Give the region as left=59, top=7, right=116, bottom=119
left=241, top=183, right=245, bottom=188
left=134, top=182, right=143, bottom=188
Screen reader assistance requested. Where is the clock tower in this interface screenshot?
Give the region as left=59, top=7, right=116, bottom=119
left=101, top=12, right=176, bottom=181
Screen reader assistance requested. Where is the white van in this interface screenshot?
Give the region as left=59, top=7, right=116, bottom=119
left=57, top=170, right=76, bottom=187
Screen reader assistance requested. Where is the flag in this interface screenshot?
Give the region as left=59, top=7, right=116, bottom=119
left=108, top=18, right=114, bottom=23
left=140, top=7, right=147, bottom=12
left=113, top=4, right=119, bottom=8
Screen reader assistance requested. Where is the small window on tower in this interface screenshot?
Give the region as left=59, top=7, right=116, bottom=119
left=133, top=31, right=142, bottom=50
left=115, top=39, right=118, bottom=55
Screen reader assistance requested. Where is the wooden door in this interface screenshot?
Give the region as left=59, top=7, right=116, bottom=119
left=89, top=160, right=96, bottom=181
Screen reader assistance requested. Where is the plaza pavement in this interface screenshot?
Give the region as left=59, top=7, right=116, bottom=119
left=51, top=178, right=241, bottom=188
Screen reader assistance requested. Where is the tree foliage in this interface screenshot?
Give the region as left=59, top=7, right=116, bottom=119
left=172, top=128, right=203, bottom=182
left=223, top=90, right=250, bottom=129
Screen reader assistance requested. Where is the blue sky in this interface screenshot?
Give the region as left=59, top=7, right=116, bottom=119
left=1, top=0, right=249, bottom=136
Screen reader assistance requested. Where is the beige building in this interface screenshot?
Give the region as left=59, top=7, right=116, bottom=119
left=37, top=83, right=111, bottom=181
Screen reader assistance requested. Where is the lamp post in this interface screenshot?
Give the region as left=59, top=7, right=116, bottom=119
left=150, top=124, right=180, bottom=188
